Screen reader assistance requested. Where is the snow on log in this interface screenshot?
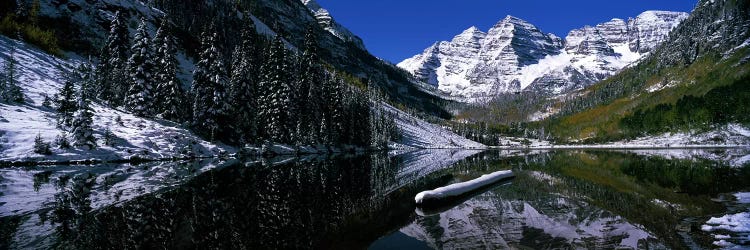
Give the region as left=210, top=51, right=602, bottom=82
left=415, top=170, right=514, bottom=205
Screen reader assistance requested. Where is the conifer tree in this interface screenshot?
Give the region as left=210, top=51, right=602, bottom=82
left=152, top=20, right=169, bottom=112
left=1, top=44, right=24, bottom=103
left=34, top=133, right=52, bottom=155
left=228, top=18, right=259, bottom=144
left=125, top=18, right=154, bottom=117
left=192, top=26, right=229, bottom=141
left=96, top=11, right=130, bottom=106
left=55, top=80, right=77, bottom=128
left=71, top=85, right=96, bottom=150
left=157, top=35, right=184, bottom=121
left=296, top=25, right=322, bottom=144
left=75, top=62, right=96, bottom=98
left=320, top=73, right=343, bottom=145
left=259, top=35, right=293, bottom=143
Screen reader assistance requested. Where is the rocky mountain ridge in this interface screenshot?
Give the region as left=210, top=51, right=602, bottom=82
left=301, top=0, right=367, bottom=50
left=398, top=11, right=689, bottom=102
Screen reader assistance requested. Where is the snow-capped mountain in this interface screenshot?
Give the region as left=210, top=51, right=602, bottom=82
left=301, top=0, right=366, bottom=50
left=398, top=11, right=688, bottom=101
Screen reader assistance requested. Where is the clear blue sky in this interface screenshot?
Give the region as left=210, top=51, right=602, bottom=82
left=316, top=0, right=696, bottom=64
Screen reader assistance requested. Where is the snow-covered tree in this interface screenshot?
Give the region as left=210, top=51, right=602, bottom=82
left=55, top=132, right=71, bottom=149
left=157, top=36, right=185, bottom=121
left=15, top=0, right=28, bottom=19
left=1, top=44, right=24, bottom=103
left=228, top=18, right=259, bottom=144
left=125, top=18, right=155, bottom=117
left=152, top=21, right=185, bottom=121
left=28, top=0, right=40, bottom=25
left=71, top=85, right=96, bottom=150
left=192, top=26, right=229, bottom=141
left=96, top=11, right=130, bottom=106
left=55, top=80, right=77, bottom=128
left=296, top=25, right=323, bottom=144
left=319, top=73, right=344, bottom=145
left=33, top=133, right=52, bottom=155
left=74, top=62, right=96, bottom=99
left=259, top=35, right=293, bottom=143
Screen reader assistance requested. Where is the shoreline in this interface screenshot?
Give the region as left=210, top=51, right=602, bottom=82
left=2, top=145, right=748, bottom=167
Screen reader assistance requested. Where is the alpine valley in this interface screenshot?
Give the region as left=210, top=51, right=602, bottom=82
left=1, top=0, right=750, bottom=249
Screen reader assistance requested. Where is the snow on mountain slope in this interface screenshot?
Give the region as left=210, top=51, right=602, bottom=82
left=398, top=11, right=688, bottom=102
left=301, top=0, right=367, bottom=50
left=384, top=104, right=485, bottom=149
left=0, top=36, right=233, bottom=163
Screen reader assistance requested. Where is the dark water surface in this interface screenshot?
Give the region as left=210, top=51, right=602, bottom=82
left=1, top=149, right=749, bottom=249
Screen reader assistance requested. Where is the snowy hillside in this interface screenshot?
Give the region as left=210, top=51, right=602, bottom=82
left=0, top=34, right=487, bottom=163
left=0, top=36, right=234, bottom=163
left=384, top=104, right=486, bottom=149
left=398, top=11, right=688, bottom=101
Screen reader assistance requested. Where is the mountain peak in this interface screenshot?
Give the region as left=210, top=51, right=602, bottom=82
left=464, top=26, right=481, bottom=33
left=452, top=26, right=487, bottom=42
left=498, top=15, right=532, bottom=26
left=399, top=9, right=689, bottom=101
left=300, top=0, right=367, bottom=50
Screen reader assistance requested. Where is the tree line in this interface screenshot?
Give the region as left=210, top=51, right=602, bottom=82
left=50, top=12, right=398, bottom=151
left=620, top=73, right=750, bottom=137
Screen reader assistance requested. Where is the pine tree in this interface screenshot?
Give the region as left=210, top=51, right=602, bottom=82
left=42, top=94, right=52, bottom=108
left=156, top=34, right=185, bottom=121
left=75, top=62, right=96, bottom=98
left=55, top=132, right=71, bottom=149
left=55, top=80, right=77, bottom=128
left=103, top=127, right=115, bottom=146
left=228, top=18, right=259, bottom=144
left=71, top=85, right=96, bottom=150
left=34, top=133, right=52, bottom=155
left=1, top=43, right=24, bottom=103
left=29, top=0, right=40, bottom=25
left=319, top=73, right=344, bottom=145
left=125, top=18, right=155, bottom=117
left=259, top=35, right=293, bottom=143
left=15, top=0, right=28, bottom=19
left=192, top=26, right=229, bottom=141
left=152, top=20, right=171, bottom=115
left=96, top=11, right=130, bottom=106
left=296, top=25, right=322, bottom=144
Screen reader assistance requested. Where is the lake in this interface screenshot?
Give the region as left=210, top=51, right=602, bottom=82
left=1, top=149, right=749, bottom=249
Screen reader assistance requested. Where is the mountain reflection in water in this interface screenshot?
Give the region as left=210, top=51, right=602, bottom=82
left=1, top=149, right=749, bottom=249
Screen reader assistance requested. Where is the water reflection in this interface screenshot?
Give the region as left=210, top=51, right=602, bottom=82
left=1, top=149, right=749, bottom=249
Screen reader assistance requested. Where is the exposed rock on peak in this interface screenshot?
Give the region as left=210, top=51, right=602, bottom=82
left=301, top=0, right=367, bottom=50
left=628, top=11, right=689, bottom=53
left=398, top=10, right=689, bottom=101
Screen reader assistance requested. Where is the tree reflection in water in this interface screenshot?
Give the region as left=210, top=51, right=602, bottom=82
left=3, top=149, right=747, bottom=249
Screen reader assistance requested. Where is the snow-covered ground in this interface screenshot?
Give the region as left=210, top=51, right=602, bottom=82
left=608, top=124, right=750, bottom=147
left=0, top=36, right=234, bottom=164
left=489, top=124, right=750, bottom=151
left=384, top=104, right=486, bottom=150
left=701, top=192, right=750, bottom=249
left=0, top=35, right=487, bottom=164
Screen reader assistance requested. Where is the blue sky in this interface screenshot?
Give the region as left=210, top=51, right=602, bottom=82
left=315, top=0, right=696, bottom=64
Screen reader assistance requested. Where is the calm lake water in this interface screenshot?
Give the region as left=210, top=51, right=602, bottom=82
left=1, top=149, right=749, bottom=249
